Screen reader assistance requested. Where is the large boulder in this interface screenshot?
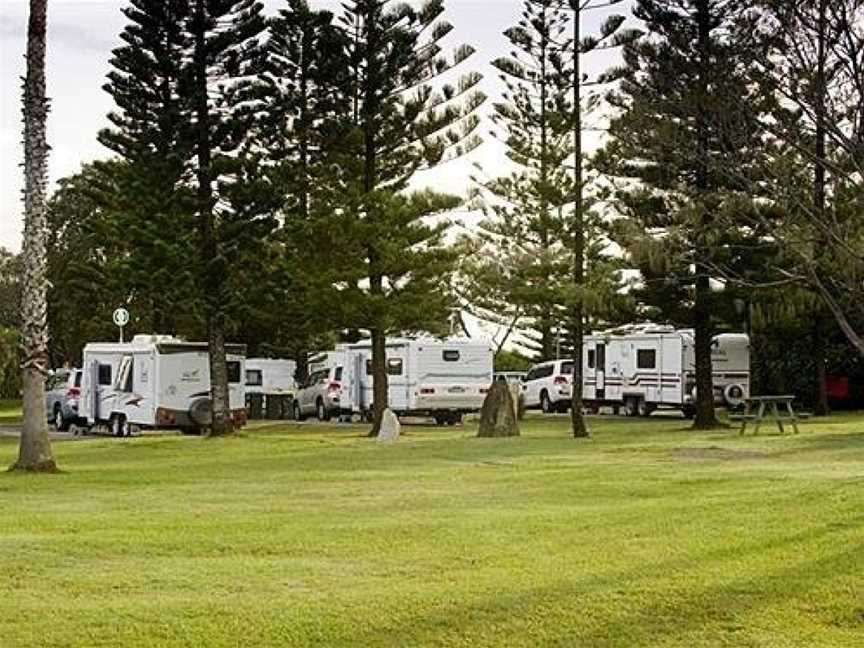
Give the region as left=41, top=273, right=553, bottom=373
left=377, top=408, right=401, bottom=443
left=478, top=382, right=520, bottom=438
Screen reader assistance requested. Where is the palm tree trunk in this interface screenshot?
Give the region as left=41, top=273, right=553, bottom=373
left=14, top=0, right=57, bottom=472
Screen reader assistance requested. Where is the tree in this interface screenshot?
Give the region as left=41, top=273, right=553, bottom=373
left=99, top=0, right=198, bottom=336
left=14, top=0, right=56, bottom=471
left=750, top=0, right=864, bottom=359
left=465, top=2, right=631, bottom=437
left=186, top=0, right=268, bottom=435
left=247, top=0, right=352, bottom=379
left=599, top=0, right=766, bottom=428
left=336, top=0, right=484, bottom=434
left=470, top=0, right=576, bottom=362
left=561, top=0, right=638, bottom=437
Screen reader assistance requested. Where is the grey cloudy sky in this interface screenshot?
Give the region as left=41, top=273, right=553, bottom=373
left=0, top=0, right=633, bottom=252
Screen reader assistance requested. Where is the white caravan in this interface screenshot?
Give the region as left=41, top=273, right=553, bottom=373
left=79, top=335, right=247, bottom=435
left=245, top=358, right=297, bottom=397
left=337, top=337, right=494, bottom=424
left=582, top=324, right=750, bottom=417
left=294, top=338, right=493, bottom=424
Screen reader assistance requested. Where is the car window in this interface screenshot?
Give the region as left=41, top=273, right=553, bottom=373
left=561, top=362, right=574, bottom=375
left=334, top=367, right=343, bottom=381
left=74, top=371, right=82, bottom=388
left=538, top=365, right=554, bottom=379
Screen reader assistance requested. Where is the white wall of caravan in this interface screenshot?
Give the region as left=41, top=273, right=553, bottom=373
left=336, top=338, right=493, bottom=414
left=81, top=341, right=246, bottom=427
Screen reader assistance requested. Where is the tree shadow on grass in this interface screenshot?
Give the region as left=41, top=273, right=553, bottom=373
left=346, top=521, right=864, bottom=647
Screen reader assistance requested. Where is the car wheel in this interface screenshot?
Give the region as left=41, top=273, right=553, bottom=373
left=293, top=401, right=304, bottom=422
left=316, top=399, right=330, bottom=422
left=540, top=391, right=553, bottom=414
left=53, top=406, right=68, bottom=432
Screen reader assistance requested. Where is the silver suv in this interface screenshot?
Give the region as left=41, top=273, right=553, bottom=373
left=292, top=365, right=347, bottom=421
left=45, top=368, right=83, bottom=431
left=522, top=360, right=573, bottom=413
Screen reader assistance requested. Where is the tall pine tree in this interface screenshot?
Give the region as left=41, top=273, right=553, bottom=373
left=600, top=0, right=766, bottom=428
left=336, top=0, right=485, bottom=434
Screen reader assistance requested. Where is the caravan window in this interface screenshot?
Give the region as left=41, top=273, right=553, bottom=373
left=587, top=350, right=596, bottom=369
left=226, top=362, right=242, bottom=384
left=116, top=356, right=134, bottom=393
left=442, top=350, right=460, bottom=362
left=387, top=359, right=403, bottom=375
left=98, top=364, right=112, bottom=386
left=637, top=349, right=657, bottom=370
left=365, top=359, right=373, bottom=376
left=246, top=370, right=263, bottom=387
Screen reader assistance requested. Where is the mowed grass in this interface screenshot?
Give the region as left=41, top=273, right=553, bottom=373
left=1, top=413, right=863, bottom=647
left=0, top=399, right=23, bottom=425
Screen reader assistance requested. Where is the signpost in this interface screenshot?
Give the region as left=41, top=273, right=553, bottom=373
left=113, top=307, right=130, bottom=342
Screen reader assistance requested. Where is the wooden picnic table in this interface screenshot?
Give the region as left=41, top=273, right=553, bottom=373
left=731, top=395, right=807, bottom=435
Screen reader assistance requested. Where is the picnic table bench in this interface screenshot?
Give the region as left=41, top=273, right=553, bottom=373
left=730, top=395, right=810, bottom=435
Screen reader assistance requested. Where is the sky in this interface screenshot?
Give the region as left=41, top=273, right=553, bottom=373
left=0, top=0, right=633, bottom=252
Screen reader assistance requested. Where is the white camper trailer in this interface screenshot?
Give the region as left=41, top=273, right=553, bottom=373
left=337, top=337, right=494, bottom=424
left=582, top=325, right=750, bottom=417
left=245, top=359, right=297, bottom=397
left=79, top=335, right=247, bottom=435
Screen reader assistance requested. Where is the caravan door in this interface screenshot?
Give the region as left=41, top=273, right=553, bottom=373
left=595, top=343, right=606, bottom=400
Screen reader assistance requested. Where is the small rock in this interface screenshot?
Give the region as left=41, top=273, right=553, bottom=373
left=377, top=408, right=401, bottom=443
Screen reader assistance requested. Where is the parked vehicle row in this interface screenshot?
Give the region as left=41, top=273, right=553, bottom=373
left=43, top=325, right=750, bottom=435
left=519, top=325, right=750, bottom=418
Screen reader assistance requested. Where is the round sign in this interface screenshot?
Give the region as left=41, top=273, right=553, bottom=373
left=113, top=308, right=130, bottom=327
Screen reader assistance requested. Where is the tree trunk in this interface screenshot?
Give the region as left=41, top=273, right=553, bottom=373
left=811, top=0, right=830, bottom=418
left=207, top=318, right=233, bottom=436
left=362, top=5, right=386, bottom=437
left=692, top=273, right=719, bottom=428
left=813, top=318, right=830, bottom=416
left=570, top=6, right=588, bottom=438
left=14, top=0, right=56, bottom=472
left=193, top=0, right=232, bottom=436
left=368, top=323, right=388, bottom=437
left=691, top=0, right=720, bottom=430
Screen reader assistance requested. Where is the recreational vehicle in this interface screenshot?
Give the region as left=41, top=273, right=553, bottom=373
left=293, top=338, right=494, bottom=424
left=582, top=324, right=750, bottom=417
left=79, top=335, right=247, bottom=436
left=245, top=358, right=297, bottom=398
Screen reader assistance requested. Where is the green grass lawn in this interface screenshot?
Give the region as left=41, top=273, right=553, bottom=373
left=0, top=399, right=22, bottom=425
left=2, top=413, right=863, bottom=647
